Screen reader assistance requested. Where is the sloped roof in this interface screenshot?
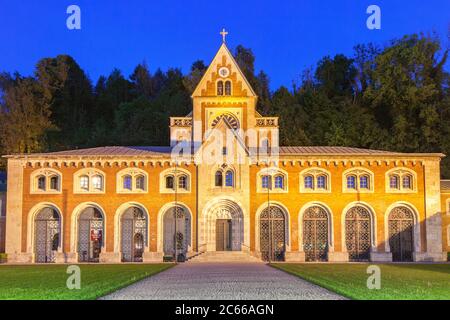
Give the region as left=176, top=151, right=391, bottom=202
left=3, top=145, right=444, bottom=159
left=441, top=180, right=450, bottom=192
left=5, top=146, right=173, bottom=158
left=279, top=146, right=401, bottom=155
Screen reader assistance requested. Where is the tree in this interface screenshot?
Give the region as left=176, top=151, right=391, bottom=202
left=0, top=74, right=54, bottom=154
left=130, top=61, right=153, bottom=99
left=35, top=55, right=93, bottom=149
left=183, top=60, right=207, bottom=94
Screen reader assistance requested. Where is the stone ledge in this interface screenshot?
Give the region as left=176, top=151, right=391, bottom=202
left=328, top=251, right=349, bottom=262
left=413, top=252, right=446, bottom=262
left=285, top=251, right=305, bottom=262
left=6, top=252, right=32, bottom=263
left=99, top=252, right=121, bottom=263
left=370, top=252, right=392, bottom=262
left=143, top=252, right=164, bottom=262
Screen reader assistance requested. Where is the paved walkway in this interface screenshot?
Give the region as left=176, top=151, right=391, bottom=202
left=101, top=263, right=344, bottom=300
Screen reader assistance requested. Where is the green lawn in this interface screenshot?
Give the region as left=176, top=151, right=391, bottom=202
left=271, top=263, right=450, bottom=300
left=0, top=263, right=173, bottom=300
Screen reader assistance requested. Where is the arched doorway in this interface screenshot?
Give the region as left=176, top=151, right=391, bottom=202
left=78, top=207, right=104, bottom=262
left=345, top=206, right=372, bottom=261
left=121, top=206, right=147, bottom=262
left=163, top=206, right=191, bottom=259
left=388, top=206, right=414, bottom=262
left=34, top=207, right=61, bottom=263
left=260, top=206, right=286, bottom=261
left=303, top=206, right=329, bottom=262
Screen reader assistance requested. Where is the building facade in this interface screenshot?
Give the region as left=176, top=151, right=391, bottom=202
left=3, top=40, right=448, bottom=263
left=0, top=172, right=6, bottom=253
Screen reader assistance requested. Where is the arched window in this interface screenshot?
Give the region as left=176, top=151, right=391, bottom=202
left=123, top=175, right=132, bottom=190
left=300, top=168, right=331, bottom=193
left=80, top=176, right=89, bottom=191
left=217, top=81, right=224, bottom=96
left=38, top=176, right=46, bottom=191
left=317, top=175, right=327, bottom=189
left=136, top=175, right=145, bottom=190
left=31, top=169, right=62, bottom=193
left=165, top=176, right=174, bottom=189
left=74, top=169, right=105, bottom=193
left=92, top=175, right=103, bottom=190
left=360, top=175, right=370, bottom=189
left=402, top=175, right=412, bottom=189
left=225, top=170, right=234, bottom=187
left=347, top=175, right=357, bottom=189
left=225, top=81, right=231, bottom=95
left=304, top=175, right=314, bottom=189
left=178, top=175, right=188, bottom=190
left=117, top=168, right=148, bottom=193
left=386, top=169, right=416, bottom=192
left=49, top=176, right=59, bottom=190
left=215, top=170, right=223, bottom=187
left=390, top=175, right=399, bottom=189
left=274, top=175, right=284, bottom=189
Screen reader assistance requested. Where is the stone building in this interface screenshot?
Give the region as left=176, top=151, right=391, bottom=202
left=0, top=171, right=6, bottom=253
left=3, top=36, right=448, bottom=263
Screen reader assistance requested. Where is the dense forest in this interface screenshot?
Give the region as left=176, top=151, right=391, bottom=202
left=0, top=34, right=449, bottom=176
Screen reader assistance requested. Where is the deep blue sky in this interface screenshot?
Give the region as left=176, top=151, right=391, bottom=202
left=0, top=1, right=448, bottom=89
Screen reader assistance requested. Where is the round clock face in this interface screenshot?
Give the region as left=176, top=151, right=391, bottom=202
left=218, top=67, right=230, bottom=78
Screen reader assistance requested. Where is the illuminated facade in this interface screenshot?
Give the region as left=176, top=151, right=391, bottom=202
left=3, top=38, right=448, bottom=263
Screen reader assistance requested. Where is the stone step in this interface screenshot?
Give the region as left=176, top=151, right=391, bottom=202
left=187, top=251, right=262, bottom=263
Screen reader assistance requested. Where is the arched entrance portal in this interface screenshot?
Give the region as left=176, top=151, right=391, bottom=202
left=388, top=206, right=414, bottom=262
left=34, top=207, right=61, bottom=263
left=121, top=207, right=147, bottom=262
left=204, top=200, right=244, bottom=252
left=163, top=206, right=191, bottom=259
left=260, top=206, right=286, bottom=261
left=303, top=206, right=329, bottom=262
left=78, top=207, right=104, bottom=262
left=345, top=206, right=372, bottom=261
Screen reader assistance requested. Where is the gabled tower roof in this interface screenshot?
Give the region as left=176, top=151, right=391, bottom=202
left=192, top=42, right=257, bottom=98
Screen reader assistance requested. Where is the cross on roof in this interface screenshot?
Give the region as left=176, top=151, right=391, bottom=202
left=220, top=28, right=228, bottom=43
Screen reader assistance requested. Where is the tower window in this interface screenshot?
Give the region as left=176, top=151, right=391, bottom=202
left=225, top=81, right=231, bottom=95
left=217, top=81, right=224, bottom=96
left=225, top=170, right=234, bottom=187
left=215, top=171, right=223, bottom=187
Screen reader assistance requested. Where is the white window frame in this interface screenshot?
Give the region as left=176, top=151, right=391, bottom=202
left=74, top=169, right=106, bottom=194
left=257, top=167, right=288, bottom=193
left=30, top=169, right=62, bottom=194
left=116, top=168, right=148, bottom=194
left=159, top=167, right=191, bottom=194
left=342, top=168, right=374, bottom=193
left=299, top=168, right=331, bottom=193
left=385, top=168, right=417, bottom=193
